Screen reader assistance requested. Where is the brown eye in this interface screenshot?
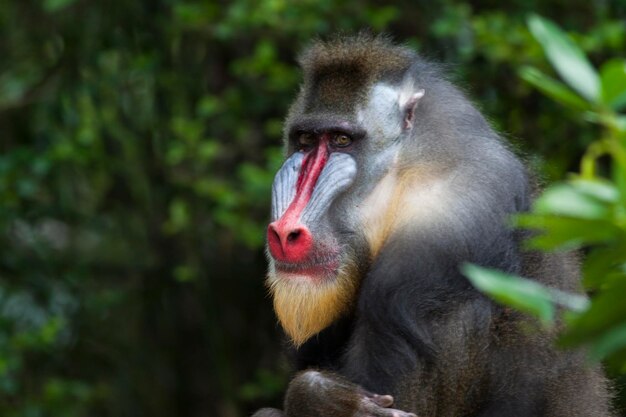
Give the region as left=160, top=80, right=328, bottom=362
left=332, top=134, right=352, bottom=148
left=297, top=133, right=316, bottom=148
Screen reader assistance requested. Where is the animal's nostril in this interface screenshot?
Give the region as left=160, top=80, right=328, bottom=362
left=287, top=230, right=301, bottom=242
left=269, top=225, right=280, bottom=241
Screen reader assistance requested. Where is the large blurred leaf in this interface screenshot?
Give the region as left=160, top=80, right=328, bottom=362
left=567, top=179, right=621, bottom=202
left=519, top=66, right=589, bottom=110
left=462, top=264, right=556, bottom=324
left=515, top=215, right=619, bottom=250
left=532, top=181, right=615, bottom=219
left=463, top=264, right=589, bottom=324
left=516, top=178, right=625, bottom=249
left=528, top=14, right=600, bottom=102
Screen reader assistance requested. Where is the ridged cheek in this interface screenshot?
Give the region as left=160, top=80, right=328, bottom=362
left=271, top=152, right=304, bottom=222
left=270, top=151, right=357, bottom=226
left=300, top=153, right=357, bottom=225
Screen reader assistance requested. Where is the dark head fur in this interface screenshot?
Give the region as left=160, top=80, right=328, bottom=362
left=297, top=34, right=415, bottom=114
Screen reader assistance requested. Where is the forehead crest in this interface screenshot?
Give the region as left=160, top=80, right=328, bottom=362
left=297, top=35, right=414, bottom=113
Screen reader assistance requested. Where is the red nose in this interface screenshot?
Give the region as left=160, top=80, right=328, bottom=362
left=267, top=221, right=313, bottom=263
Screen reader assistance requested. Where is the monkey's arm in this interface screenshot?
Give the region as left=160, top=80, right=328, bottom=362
left=252, top=370, right=416, bottom=417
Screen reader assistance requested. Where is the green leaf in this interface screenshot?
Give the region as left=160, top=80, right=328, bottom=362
left=173, top=265, right=197, bottom=283
left=600, top=59, right=626, bottom=110
left=561, top=282, right=626, bottom=346
left=617, top=116, right=626, bottom=132
left=519, top=66, right=589, bottom=110
left=515, top=215, right=619, bottom=250
left=527, top=14, right=600, bottom=102
left=569, top=179, right=620, bottom=203
left=517, top=180, right=623, bottom=250
left=365, top=6, right=399, bottom=30
left=604, top=348, right=626, bottom=373
left=163, top=198, right=190, bottom=234
left=533, top=182, right=612, bottom=219
left=612, top=95, right=626, bottom=112
left=588, top=322, right=626, bottom=361
left=462, top=264, right=555, bottom=325
left=583, top=245, right=626, bottom=288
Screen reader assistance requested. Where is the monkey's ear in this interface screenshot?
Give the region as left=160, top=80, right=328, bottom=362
left=400, top=89, right=425, bottom=130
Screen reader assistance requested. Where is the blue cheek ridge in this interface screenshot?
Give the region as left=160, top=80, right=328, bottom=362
left=300, top=153, right=357, bottom=225
left=271, top=152, right=304, bottom=221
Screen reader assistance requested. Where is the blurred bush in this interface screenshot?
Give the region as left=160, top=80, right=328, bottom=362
left=0, top=1, right=624, bottom=416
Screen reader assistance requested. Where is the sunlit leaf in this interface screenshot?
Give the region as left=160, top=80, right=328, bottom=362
left=569, top=179, right=620, bottom=203
left=516, top=215, right=619, bottom=250
left=533, top=182, right=612, bottom=219
left=528, top=14, right=600, bottom=102
left=616, top=115, right=626, bottom=132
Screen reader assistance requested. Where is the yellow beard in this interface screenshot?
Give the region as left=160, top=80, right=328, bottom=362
left=267, top=260, right=359, bottom=347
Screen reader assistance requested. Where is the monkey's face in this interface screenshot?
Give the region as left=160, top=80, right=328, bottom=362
left=266, top=79, right=423, bottom=346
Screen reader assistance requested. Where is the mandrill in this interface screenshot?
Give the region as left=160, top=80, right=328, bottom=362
left=253, top=35, right=612, bottom=417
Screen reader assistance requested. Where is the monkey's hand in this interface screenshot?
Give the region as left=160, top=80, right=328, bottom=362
left=282, top=370, right=417, bottom=417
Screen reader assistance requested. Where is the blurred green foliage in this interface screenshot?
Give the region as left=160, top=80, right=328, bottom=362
left=0, top=1, right=625, bottom=416
left=465, top=13, right=626, bottom=413
left=466, top=13, right=626, bottom=358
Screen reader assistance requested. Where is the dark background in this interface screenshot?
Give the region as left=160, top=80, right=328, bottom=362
left=1, top=1, right=625, bottom=416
